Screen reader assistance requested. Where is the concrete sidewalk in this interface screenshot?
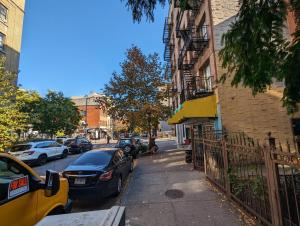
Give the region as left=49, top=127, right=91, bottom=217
left=121, top=149, right=248, bottom=226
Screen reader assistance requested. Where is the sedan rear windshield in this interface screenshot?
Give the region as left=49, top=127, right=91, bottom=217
left=64, top=139, right=75, bottom=146
left=72, top=152, right=113, bottom=166
left=10, top=145, right=32, bottom=152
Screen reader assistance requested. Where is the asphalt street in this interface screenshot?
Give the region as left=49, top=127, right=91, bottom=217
left=33, top=139, right=177, bottom=176
left=31, top=139, right=177, bottom=213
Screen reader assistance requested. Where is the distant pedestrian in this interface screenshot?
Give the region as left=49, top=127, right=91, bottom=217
left=107, top=135, right=111, bottom=144
left=267, top=132, right=276, bottom=149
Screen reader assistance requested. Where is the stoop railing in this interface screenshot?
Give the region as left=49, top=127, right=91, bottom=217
left=199, top=130, right=300, bottom=226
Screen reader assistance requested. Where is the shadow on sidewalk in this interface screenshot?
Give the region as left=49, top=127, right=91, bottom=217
left=120, top=149, right=250, bottom=226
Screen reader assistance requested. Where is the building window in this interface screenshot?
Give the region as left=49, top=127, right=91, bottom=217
left=0, top=33, right=5, bottom=51
left=0, top=4, right=7, bottom=23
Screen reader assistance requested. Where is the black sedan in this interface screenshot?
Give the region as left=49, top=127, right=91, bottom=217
left=115, top=138, right=138, bottom=159
left=62, top=148, right=133, bottom=200
left=68, top=137, right=93, bottom=154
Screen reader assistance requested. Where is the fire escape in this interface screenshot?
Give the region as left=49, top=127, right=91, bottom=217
left=175, top=0, right=212, bottom=103
left=163, top=17, right=175, bottom=81
left=163, top=16, right=177, bottom=111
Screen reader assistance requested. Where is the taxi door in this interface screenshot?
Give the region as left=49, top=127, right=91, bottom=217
left=0, top=157, right=38, bottom=226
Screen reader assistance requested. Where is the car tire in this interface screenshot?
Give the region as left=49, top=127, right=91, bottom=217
left=115, top=176, right=122, bottom=196
left=124, top=146, right=131, bottom=153
left=61, top=150, right=68, bottom=159
left=38, top=154, right=47, bottom=166
left=130, top=160, right=134, bottom=172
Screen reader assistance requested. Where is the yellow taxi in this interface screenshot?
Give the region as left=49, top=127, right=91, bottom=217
left=0, top=152, right=72, bottom=226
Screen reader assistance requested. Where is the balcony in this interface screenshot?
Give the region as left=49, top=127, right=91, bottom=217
left=175, top=0, right=203, bottom=38
left=183, top=76, right=214, bottom=102
left=164, top=43, right=175, bottom=62
left=177, top=25, right=209, bottom=72
left=163, top=17, right=173, bottom=44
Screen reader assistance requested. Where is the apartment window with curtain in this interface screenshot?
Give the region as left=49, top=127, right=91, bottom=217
left=0, top=33, right=5, bottom=51
left=0, top=4, right=7, bottom=23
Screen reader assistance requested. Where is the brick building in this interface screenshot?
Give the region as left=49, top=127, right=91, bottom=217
left=0, top=0, right=25, bottom=75
left=165, top=0, right=300, bottom=149
left=71, top=93, right=112, bottom=139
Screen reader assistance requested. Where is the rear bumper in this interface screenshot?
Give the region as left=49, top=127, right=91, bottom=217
left=69, top=147, right=81, bottom=154
left=69, top=181, right=116, bottom=200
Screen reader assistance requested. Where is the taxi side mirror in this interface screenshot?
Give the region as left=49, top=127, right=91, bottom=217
left=44, top=170, right=60, bottom=197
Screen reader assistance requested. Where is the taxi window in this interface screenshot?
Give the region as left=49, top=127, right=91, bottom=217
left=0, top=158, right=28, bottom=203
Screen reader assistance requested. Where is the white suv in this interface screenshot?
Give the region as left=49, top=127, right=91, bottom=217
left=9, top=140, right=69, bottom=166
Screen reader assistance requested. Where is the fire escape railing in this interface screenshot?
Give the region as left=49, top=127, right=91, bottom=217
left=179, top=75, right=214, bottom=104
left=163, top=17, right=175, bottom=80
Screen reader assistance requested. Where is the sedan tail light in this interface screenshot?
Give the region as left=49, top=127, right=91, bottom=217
left=99, top=170, right=113, bottom=181
left=24, top=150, right=35, bottom=155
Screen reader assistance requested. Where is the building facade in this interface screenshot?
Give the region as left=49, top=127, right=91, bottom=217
left=71, top=93, right=112, bottom=139
left=0, top=0, right=25, bottom=74
left=165, top=0, right=300, bottom=155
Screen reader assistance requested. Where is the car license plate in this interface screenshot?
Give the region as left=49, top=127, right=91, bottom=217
left=74, top=178, right=86, bottom=185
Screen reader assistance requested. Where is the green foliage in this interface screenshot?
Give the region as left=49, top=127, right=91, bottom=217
left=219, top=0, right=300, bottom=113
left=32, top=91, right=81, bottom=137
left=0, top=58, right=27, bottom=152
left=122, top=0, right=189, bottom=22
left=122, top=0, right=168, bottom=22
left=99, top=46, right=171, bottom=134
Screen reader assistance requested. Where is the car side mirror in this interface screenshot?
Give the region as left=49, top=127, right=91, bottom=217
left=44, top=170, right=60, bottom=197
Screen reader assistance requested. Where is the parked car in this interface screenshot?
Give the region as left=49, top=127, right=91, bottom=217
left=0, top=153, right=72, bottom=226
left=56, top=136, right=69, bottom=145
left=68, top=138, right=93, bottom=154
left=9, top=141, right=69, bottom=166
left=62, top=148, right=133, bottom=200
left=115, top=138, right=138, bottom=159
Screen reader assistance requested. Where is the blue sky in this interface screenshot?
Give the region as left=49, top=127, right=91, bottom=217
left=19, top=0, right=168, bottom=97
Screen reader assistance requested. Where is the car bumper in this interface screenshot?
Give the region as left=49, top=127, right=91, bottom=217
left=69, top=181, right=115, bottom=200
left=69, top=147, right=81, bottom=154
left=22, top=158, right=39, bottom=165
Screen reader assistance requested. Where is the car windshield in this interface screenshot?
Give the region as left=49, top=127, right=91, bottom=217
left=118, top=139, right=131, bottom=146
left=72, top=151, right=113, bottom=166
left=10, top=145, right=32, bottom=152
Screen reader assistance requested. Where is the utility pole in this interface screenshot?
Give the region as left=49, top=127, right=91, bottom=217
left=85, top=95, right=88, bottom=136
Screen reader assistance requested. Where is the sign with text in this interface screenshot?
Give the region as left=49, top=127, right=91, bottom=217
left=8, top=176, right=29, bottom=199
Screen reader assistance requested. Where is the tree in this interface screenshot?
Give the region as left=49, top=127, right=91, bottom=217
left=0, top=58, right=27, bottom=151
left=16, top=89, right=42, bottom=133
left=122, top=0, right=167, bottom=22
left=32, top=91, right=81, bottom=138
left=219, top=0, right=300, bottom=114
left=99, top=46, right=171, bottom=140
left=123, top=0, right=194, bottom=22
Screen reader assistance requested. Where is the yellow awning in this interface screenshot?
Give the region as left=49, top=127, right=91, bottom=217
left=168, top=95, right=217, bottom=125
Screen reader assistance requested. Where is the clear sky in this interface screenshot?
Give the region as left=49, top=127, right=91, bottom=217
left=19, top=0, right=168, bottom=97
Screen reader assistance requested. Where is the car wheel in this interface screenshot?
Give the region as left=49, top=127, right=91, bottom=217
left=61, top=150, right=68, bottom=159
left=130, top=160, right=134, bottom=172
left=38, top=154, right=47, bottom=166
left=115, top=176, right=122, bottom=195
left=124, top=146, right=131, bottom=153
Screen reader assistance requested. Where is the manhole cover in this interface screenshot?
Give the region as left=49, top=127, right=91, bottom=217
left=165, top=189, right=184, bottom=199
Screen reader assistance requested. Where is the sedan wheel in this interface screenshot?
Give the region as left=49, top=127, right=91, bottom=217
left=38, top=154, right=47, bottom=166
left=116, top=177, right=122, bottom=194
left=130, top=160, right=134, bottom=172
left=61, top=150, right=68, bottom=159
left=124, top=146, right=131, bottom=153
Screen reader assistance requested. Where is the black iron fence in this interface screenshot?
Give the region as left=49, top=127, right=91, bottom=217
left=196, top=130, right=300, bottom=226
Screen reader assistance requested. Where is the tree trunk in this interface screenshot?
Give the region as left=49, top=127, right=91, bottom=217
left=148, top=128, right=152, bottom=150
